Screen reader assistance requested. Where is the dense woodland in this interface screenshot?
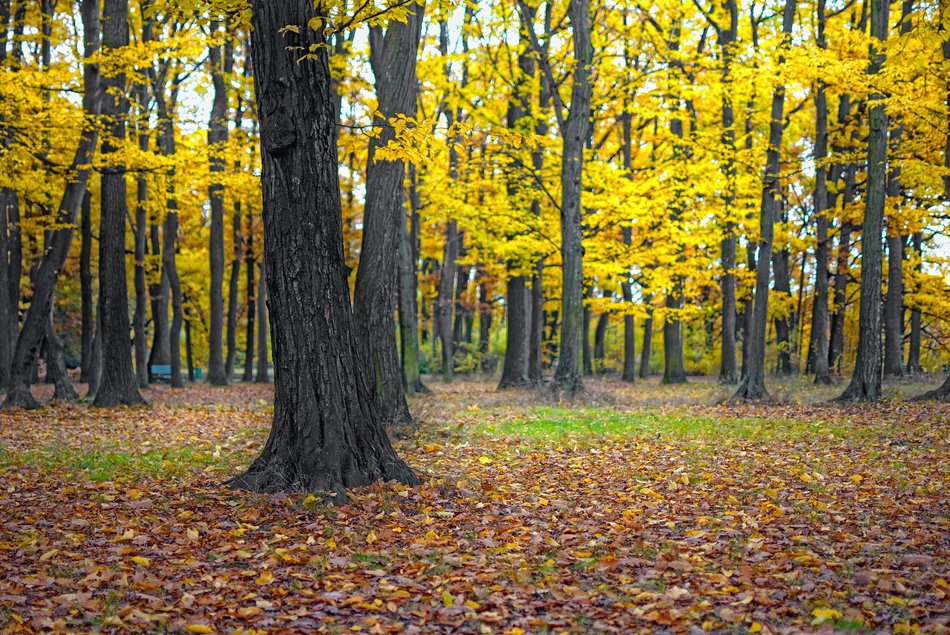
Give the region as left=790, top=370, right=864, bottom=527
left=0, top=0, right=948, bottom=411
left=0, top=1, right=948, bottom=632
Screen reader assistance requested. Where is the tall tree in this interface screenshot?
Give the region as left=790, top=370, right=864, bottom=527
left=1, top=0, right=101, bottom=408
left=353, top=2, right=425, bottom=426
left=230, top=0, right=418, bottom=495
left=206, top=18, right=230, bottom=385
left=733, top=0, right=797, bottom=400
left=838, top=0, right=889, bottom=402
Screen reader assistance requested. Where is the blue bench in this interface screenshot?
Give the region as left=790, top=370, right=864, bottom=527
left=150, top=364, right=172, bottom=381
left=150, top=365, right=203, bottom=381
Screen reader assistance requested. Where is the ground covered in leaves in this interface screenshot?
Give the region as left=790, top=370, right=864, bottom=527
left=0, top=377, right=948, bottom=634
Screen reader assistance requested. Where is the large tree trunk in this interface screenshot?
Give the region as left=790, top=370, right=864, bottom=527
left=498, top=276, right=530, bottom=388
left=838, top=0, right=889, bottom=402
left=734, top=0, right=797, bottom=400
left=230, top=0, right=417, bottom=496
left=353, top=7, right=424, bottom=426
left=551, top=0, right=591, bottom=396
left=255, top=259, right=269, bottom=382
left=2, top=0, right=101, bottom=409
left=80, top=190, right=93, bottom=382
left=206, top=19, right=229, bottom=385
left=95, top=0, right=143, bottom=408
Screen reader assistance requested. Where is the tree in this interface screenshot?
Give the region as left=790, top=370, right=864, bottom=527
left=733, top=0, right=797, bottom=401
left=353, top=2, right=425, bottom=426
left=230, top=0, right=418, bottom=496
left=837, top=0, right=889, bottom=403
left=1, top=0, right=100, bottom=409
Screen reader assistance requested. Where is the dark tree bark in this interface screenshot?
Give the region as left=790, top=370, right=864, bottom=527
left=230, top=0, right=417, bottom=496
left=809, top=1, right=833, bottom=385
left=734, top=0, right=797, bottom=400
left=94, top=0, right=143, bottom=407
left=255, top=258, right=268, bottom=382
left=80, top=190, right=93, bottom=382
left=45, top=309, right=77, bottom=401
left=436, top=220, right=458, bottom=382
left=838, top=0, right=889, bottom=402
left=147, top=222, right=170, bottom=377
left=582, top=292, right=593, bottom=376
left=397, top=191, right=426, bottom=394
left=593, top=312, right=608, bottom=371
left=242, top=206, right=256, bottom=382
left=354, top=5, right=424, bottom=426
left=498, top=276, right=530, bottom=388
left=185, top=315, right=194, bottom=382
left=2, top=0, right=101, bottom=409
left=206, top=19, right=229, bottom=385
left=227, top=75, right=242, bottom=379
left=639, top=299, right=653, bottom=378
left=478, top=278, right=492, bottom=372
left=906, top=232, right=922, bottom=373
left=662, top=291, right=686, bottom=384
left=552, top=0, right=591, bottom=395
left=773, top=245, right=793, bottom=375
left=829, top=218, right=853, bottom=371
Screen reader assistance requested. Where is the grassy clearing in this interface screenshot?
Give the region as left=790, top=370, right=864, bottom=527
left=469, top=405, right=847, bottom=442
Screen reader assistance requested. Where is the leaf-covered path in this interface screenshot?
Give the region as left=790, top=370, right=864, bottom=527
left=1, top=380, right=948, bottom=633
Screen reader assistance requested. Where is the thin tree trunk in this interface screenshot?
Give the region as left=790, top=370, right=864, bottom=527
left=46, top=308, right=77, bottom=401
left=639, top=299, right=653, bottom=378
left=498, top=276, right=530, bottom=388
left=773, top=246, right=793, bottom=375
left=397, top=189, right=426, bottom=394
left=230, top=0, right=417, bottom=495
left=242, top=205, right=256, bottom=382
left=227, top=85, right=243, bottom=379
left=906, top=231, right=922, bottom=373
left=734, top=0, right=797, bottom=400
left=206, top=19, right=229, bottom=385
left=80, top=189, right=93, bottom=382
left=593, top=312, right=608, bottom=372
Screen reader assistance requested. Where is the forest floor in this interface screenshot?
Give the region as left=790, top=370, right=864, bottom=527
left=0, top=376, right=947, bottom=634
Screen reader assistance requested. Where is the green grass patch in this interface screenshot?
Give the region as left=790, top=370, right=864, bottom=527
left=472, top=407, right=848, bottom=442
left=0, top=443, right=220, bottom=481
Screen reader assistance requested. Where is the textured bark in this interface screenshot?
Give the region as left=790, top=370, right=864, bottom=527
left=734, top=0, right=797, bottom=400
left=94, top=0, right=143, bottom=408
left=242, top=206, right=256, bottom=382
left=206, top=20, right=229, bottom=385
left=582, top=292, right=592, bottom=376
left=147, top=221, right=170, bottom=377
left=883, top=0, right=914, bottom=379
left=550, top=0, right=591, bottom=396
left=838, top=0, right=889, bottom=402
left=354, top=6, right=424, bottom=426
left=79, top=190, right=93, bottom=382
left=498, top=276, right=530, bottom=388
left=478, top=279, right=492, bottom=372
left=255, top=258, right=269, bottom=383
left=829, top=219, right=853, bottom=371
left=0, top=190, right=12, bottom=391
left=133, top=84, right=149, bottom=389
left=230, top=0, right=417, bottom=496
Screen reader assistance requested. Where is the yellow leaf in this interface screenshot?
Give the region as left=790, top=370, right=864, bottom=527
left=750, top=622, right=762, bottom=633
left=131, top=556, right=150, bottom=567
left=478, top=456, right=493, bottom=465
left=303, top=494, right=318, bottom=504
left=442, top=590, right=454, bottom=607
left=811, top=607, right=841, bottom=624
left=326, top=538, right=337, bottom=549
left=186, top=625, right=213, bottom=633
left=422, top=444, right=441, bottom=453
left=255, top=570, right=274, bottom=585
left=39, top=549, right=59, bottom=561
left=365, top=531, right=378, bottom=544
left=850, top=474, right=863, bottom=483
